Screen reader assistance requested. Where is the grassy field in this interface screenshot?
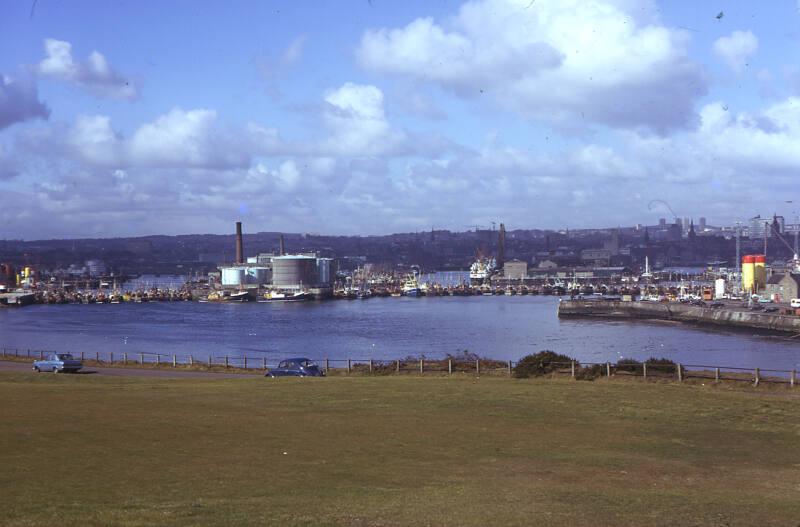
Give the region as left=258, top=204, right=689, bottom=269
left=1, top=373, right=799, bottom=526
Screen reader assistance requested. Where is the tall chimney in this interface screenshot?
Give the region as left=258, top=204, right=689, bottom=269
left=279, top=234, right=285, bottom=256
left=235, top=221, right=243, bottom=264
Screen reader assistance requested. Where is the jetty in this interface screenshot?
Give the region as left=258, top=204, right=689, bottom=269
left=558, top=299, right=800, bottom=334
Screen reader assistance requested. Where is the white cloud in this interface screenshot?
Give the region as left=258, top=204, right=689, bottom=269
left=38, top=39, right=138, bottom=99
left=0, top=74, right=50, bottom=130
left=357, top=0, right=706, bottom=132
left=713, top=30, right=758, bottom=73
left=321, top=82, right=405, bottom=155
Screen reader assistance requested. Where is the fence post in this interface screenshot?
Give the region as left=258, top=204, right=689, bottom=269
left=123, top=353, right=127, bottom=365
left=677, top=363, right=683, bottom=382
left=244, top=356, right=247, bottom=370
left=225, top=356, right=229, bottom=368
left=715, top=367, right=720, bottom=383
left=347, top=359, right=351, bottom=375
left=508, top=361, right=512, bottom=377
left=110, top=352, right=114, bottom=364
left=642, top=362, right=647, bottom=379
left=81, top=351, right=85, bottom=361
left=448, top=359, right=452, bottom=376
left=140, top=353, right=144, bottom=365
left=791, top=369, right=796, bottom=388
left=27, top=348, right=30, bottom=358
left=1, top=348, right=4, bottom=358
left=263, top=357, right=267, bottom=370
left=571, top=360, right=576, bottom=378
left=156, top=354, right=160, bottom=365
left=172, top=355, right=177, bottom=367
left=369, top=359, right=373, bottom=373
left=208, top=355, right=211, bottom=367
left=476, top=359, right=480, bottom=376
left=96, top=351, right=100, bottom=363
left=606, top=362, right=611, bottom=378
left=39, top=350, right=44, bottom=359
left=189, top=355, right=193, bottom=366
left=396, top=359, right=400, bottom=374
left=325, top=358, right=329, bottom=373
left=754, top=368, right=760, bottom=387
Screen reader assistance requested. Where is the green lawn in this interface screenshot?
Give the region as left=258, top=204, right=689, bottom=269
left=1, top=373, right=798, bottom=526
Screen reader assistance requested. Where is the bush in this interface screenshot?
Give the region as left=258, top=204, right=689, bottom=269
left=615, top=358, right=642, bottom=373
left=644, top=357, right=676, bottom=373
left=514, top=351, right=576, bottom=378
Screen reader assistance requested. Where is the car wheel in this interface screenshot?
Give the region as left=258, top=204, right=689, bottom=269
left=52, top=367, right=59, bottom=373
left=33, top=366, right=40, bottom=372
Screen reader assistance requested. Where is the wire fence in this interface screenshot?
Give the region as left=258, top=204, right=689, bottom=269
left=1, top=346, right=797, bottom=387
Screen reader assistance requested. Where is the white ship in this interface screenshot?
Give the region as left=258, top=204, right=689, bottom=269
left=469, top=257, right=496, bottom=284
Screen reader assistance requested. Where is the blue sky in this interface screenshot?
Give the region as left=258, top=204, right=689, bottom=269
left=2, top=0, right=800, bottom=238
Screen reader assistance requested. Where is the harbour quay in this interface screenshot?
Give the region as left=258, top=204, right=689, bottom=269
left=558, top=298, right=800, bottom=334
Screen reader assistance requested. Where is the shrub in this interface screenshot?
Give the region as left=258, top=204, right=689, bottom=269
left=615, top=358, right=642, bottom=373
left=514, top=351, right=576, bottom=378
left=644, top=357, right=676, bottom=373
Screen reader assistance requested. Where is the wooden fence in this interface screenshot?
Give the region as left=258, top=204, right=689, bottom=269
left=0, top=347, right=796, bottom=386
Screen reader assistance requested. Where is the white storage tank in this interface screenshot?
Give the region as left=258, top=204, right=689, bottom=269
left=714, top=278, right=726, bottom=299
left=221, top=267, right=246, bottom=286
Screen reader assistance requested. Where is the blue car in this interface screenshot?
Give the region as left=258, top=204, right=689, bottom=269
left=33, top=353, right=83, bottom=373
left=265, top=358, right=325, bottom=377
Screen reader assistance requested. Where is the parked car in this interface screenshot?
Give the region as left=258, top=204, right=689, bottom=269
left=265, top=358, right=325, bottom=377
left=764, top=306, right=779, bottom=313
left=33, top=353, right=83, bottom=373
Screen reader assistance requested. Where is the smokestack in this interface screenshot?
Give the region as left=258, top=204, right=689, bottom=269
left=235, top=221, right=243, bottom=264
left=279, top=234, right=285, bottom=256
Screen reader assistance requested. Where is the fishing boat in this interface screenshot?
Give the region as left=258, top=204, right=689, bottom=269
left=469, top=255, right=496, bottom=285
left=402, top=273, right=422, bottom=297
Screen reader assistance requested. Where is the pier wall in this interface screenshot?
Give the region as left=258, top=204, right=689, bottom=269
left=558, top=300, right=800, bottom=334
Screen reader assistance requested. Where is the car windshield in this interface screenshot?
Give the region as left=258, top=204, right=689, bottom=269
left=301, top=360, right=316, bottom=367
left=57, top=354, right=73, bottom=360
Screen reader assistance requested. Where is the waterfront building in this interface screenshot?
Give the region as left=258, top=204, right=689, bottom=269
left=764, top=273, right=800, bottom=302
left=503, top=259, right=528, bottom=280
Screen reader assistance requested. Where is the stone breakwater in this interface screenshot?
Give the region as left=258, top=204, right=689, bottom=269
left=557, top=300, right=800, bottom=335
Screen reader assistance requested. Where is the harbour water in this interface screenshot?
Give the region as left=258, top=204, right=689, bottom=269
left=2, top=296, right=800, bottom=370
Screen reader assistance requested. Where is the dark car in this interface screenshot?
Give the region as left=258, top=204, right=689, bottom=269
left=265, top=358, right=325, bottom=377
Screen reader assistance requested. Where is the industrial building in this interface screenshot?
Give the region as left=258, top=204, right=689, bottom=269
left=503, top=259, right=528, bottom=280
left=216, top=221, right=333, bottom=296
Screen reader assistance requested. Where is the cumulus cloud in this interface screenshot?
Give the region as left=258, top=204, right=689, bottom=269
left=713, top=30, right=758, bottom=73
left=357, top=0, right=707, bottom=132
left=321, top=82, right=407, bottom=155
left=38, top=38, right=138, bottom=99
left=0, top=75, right=50, bottom=130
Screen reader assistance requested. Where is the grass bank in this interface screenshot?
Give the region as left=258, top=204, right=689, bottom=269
left=1, top=373, right=799, bottom=526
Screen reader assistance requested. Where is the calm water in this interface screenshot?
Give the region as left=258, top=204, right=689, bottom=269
left=2, top=296, right=800, bottom=370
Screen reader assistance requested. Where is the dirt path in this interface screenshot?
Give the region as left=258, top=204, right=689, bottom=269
left=0, top=360, right=259, bottom=379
